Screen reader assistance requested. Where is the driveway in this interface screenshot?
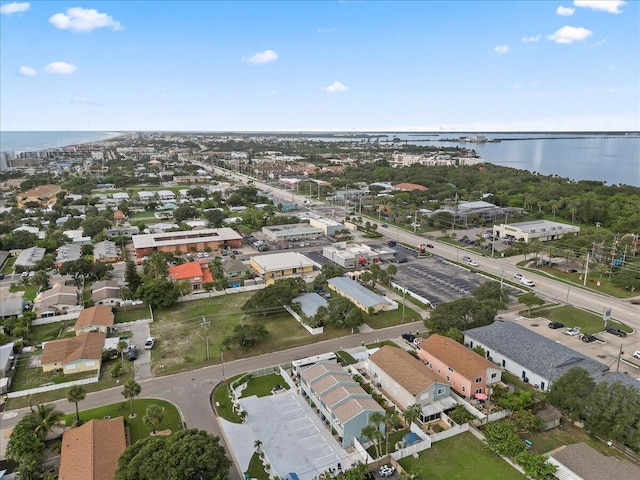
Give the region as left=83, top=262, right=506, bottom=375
left=220, top=391, right=362, bottom=480
left=115, top=319, right=152, bottom=381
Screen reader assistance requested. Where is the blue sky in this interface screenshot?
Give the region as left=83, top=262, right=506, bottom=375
left=1, top=0, right=638, bottom=131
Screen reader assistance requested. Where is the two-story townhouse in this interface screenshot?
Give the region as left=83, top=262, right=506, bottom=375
left=418, top=334, right=502, bottom=399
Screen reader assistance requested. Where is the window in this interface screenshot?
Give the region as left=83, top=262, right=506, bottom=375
left=461, top=386, right=466, bottom=392
left=446, top=376, right=450, bottom=382
left=502, top=359, right=506, bottom=367
left=437, top=369, right=441, bottom=374
left=475, top=377, right=482, bottom=383
left=475, top=388, right=483, bottom=394
left=491, top=373, right=497, bottom=379
left=436, top=388, right=445, bottom=396
left=448, top=367, right=454, bottom=373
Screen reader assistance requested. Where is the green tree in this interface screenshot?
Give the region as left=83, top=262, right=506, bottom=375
left=67, top=385, right=86, bottom=424
left=82, top=216, right=112, bottom=237
left=122, top=379, right=142, bottom=417
left=518, top=292, right=545, bottom=316
left=142, top=253, right=169, bottom=279
left=402, top=404, right=422, bottom=427
left=547, top=367, right=595, bottom=420
left=223, top=322, right=269, bottom=348
left=484, top=421, right=526, bottom=458
left=6, top=421, right=42, bottom=464
left=114, top=429, right=231, bottom=480
left=25, top=404, right=64, bottom=441
left=173, top=205, right=198, bottom=223
left=425, top=297, right=496, bottom=333
left=143, top=404, right=165, bottom=434
left=512, top=409, right=544, bottom=433
left=515, top=451, right=558, bottom=480
left=472, top=280, right=509, bottom=305
left=124, top=260, right=142, bottom=293
left=137, top=278, right=180, bottom=308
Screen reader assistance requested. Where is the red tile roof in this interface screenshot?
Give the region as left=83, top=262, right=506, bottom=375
left=74, top=306, right=114, bottom=331
left=168, top=262, right=213, bottom=283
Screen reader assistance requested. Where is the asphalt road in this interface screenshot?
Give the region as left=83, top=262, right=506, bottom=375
left=1, top=321, right=422, bottom=478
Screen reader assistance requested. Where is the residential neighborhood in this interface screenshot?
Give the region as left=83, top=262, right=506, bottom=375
left=0, top=131, right=639, bottom=480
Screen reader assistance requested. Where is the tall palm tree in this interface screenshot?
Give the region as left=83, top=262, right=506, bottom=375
left=25, top=404, right=64, bottom=441
left=402, top=404, right=422, bottom=428
left=67, top=385, right=86, bottom=424
left=143, top=404, right=164, bottom=434
left=383, top=411, right=401, bottom=455
left=117, top=340, right=129, bottom=367
left=143, top=254, right=169, bottom=279
left=122, top=379, right=141, bottom=417
left=360, top=424, right=382, bottom=459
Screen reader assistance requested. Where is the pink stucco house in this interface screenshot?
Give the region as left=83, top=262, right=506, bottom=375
left=417, top=334, right=502, bottom=399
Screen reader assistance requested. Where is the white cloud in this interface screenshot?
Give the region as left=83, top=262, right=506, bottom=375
left=592, top=37, right=608, bottom=46
left=18, top=65, right=36, bottom=76
left=44, top=62, right=77, bottom=74
left=243, top=49, right=279, bottom=64
left=547, top=26, right=593, bottom=44
left=265, top=90, right=276, bottom=97
left=522, top=35, right=541, bottom=43
left=0, top=2, right=30, bottom=15
left=322, top=81, right=348, bottom=94
left=573, top=1, right=626, bottom=14
left=493, top=45, right=510, bottom=54
left=49, top=7, right=123, bottom=32
left=70, top=97, right=103, bottom=106
left=512, top=81, right=540, bottom=90
left=556, top=6, right=575, bottom=16
left=317, top=28, right=335, bottom=33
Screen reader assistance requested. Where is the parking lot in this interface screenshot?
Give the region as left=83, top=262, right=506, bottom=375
left=221, top=391, right=360, bottom=480
left=392, top=256, right=487, bottom=307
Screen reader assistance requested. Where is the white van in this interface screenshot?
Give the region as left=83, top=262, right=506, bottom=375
left=520, top=278, right=535, bottom=287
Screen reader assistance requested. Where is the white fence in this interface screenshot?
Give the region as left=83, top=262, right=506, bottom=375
left=31, top=311, right=81, bottom=326
left=283, top=305, right=324, bottom=335
left=390, top=422, right=432, bottom=461
left=353, top=437, right=375, bottom=464
left=429, top=421, right=469, bottom=443
left=7, top=371, right=100, bottom=398
left=390, top=282, right=434, bottom=308
left=177, top=283, right=266, bottom=302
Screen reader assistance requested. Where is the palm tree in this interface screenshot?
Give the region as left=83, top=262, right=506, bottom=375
left=143, top=253, right=168, bottom=279
left=25, top=404, right=64, bottom=441
left=383, top=410, right=401, bottom=455
left=143, top=404, right=164, bottom=434
left=385, top=264, right=397, bottom=277
left=402, top=404, right=422, bottom=427
left=254, top=439, right=263, bottom=454
left=67, top=385, right=86, bottom=424
left=360, top=424, right=382, bottom=459
left=117, top=339, right=129, bottom=367
left=122, top=379, right=141, bottom=417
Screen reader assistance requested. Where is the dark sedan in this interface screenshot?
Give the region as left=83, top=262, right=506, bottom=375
left=548, top=321, right=565, bottom=329
left=606, top=327, right=627, bottom=338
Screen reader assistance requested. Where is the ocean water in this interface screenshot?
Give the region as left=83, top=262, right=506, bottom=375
left=0, top=131, right=121, bottom=153
left=1, top=131, right=638, bottom=186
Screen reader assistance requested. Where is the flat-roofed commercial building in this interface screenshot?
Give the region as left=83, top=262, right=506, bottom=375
left=249, top=251, right=317, bottom=283
left=132, top=228, right=242, bottom=258
left=15, top=246, right=46, bottom=269
left=494, top=220, right=580, bottom=243
left=262, top=223, right=323, bottom=242
left=308, top=217, right=343, bottom=236
left=322, top=242, right=382, bottom=268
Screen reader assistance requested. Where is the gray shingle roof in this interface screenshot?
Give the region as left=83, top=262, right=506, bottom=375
left=292, top=293, right=328, bottom=317
left=464, top=321, right=609, bottom=381
left=597, top=372, right=640, bottom=393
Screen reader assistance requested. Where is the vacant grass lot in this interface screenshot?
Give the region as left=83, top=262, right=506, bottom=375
left=532, top=265, right=636, bottom=298
left=364, top=305, right=419, bottom=329
left=30, top=320, right=76, bottom=345
left=63, top=399, right=181, bottom=444
left=527, top=305, right=633, bottom=334
left=150, top=293, right=353, bottom=376
left=115, top=305, right=152, bottom=323
left=398, top=432, right=525, bottom=480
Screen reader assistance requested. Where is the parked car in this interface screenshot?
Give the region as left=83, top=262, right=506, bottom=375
left=380, top=224, right=388, bottom=228
left=396, top=257, right=408, bottom=264
left=387, top=241, right=396, bottom=247
left=425, top=243, right=434, bottom=248
left=0, top=273, right=4, bottom=280
left=144, top=337, right=156, bottom=350
left=582, top=334, right=597, bottom=343
left=606, top=327, right=627, bottom=337
left=401, top=333, right=415, bottom=343
left=548, top=321, right=565, bottom=329
left=232, top=249, right=239, bottom=255
left=633, top=351, right=640, bottom=359
left=324, top=293, right=331, bottom=299
left=566, top=269, right=579, bottom=273
left=466, top=260, right=479, bottom=267
left=565, top=327, right=580, bottom=336
left=513, top=273, right=524, bottom=280
left=128, top=346, right=138, bottom=361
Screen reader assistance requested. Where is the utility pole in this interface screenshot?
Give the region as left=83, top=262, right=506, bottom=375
left=583, top=251, right=590, bottom=286
left=220, top=350, right=225, bottom=380
left=200, top=317, right=211, bottom=361
left=413, top=210, right=418, bottom=233
left=401, top=289, right=406, bottom=323
left=616, top=344, right=623, bottom=373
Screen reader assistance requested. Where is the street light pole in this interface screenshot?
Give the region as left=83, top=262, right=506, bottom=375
left=200, top=317, right=210, bottom=361
left=220, top=350, right=225, bottom=380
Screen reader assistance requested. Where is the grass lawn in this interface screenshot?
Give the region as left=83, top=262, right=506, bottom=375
left=150, top=293, right=353, bottom=376
left=364, top=305, right=420, bottom=329
left=10, top=356, right=98, bottom=391
left=526, top=420, right=629, bottom=461
left=532, top=266, right=636, bottom=298
left=2, top=256, right=16, bottom=274
left=63, top=398, right=182, bottom=444
left=114, top=305, right=152, bottom=323
left=366, top=428, right=409, bottom=457
left=398, top=432, right=525, bottom=480
left=527, top=305, right=632, bottom=334
left=7, top=358, right=134, bottom=410
left=240, top=373, right=290, bottom=399
left=336, top=350, right=357, bottom=365
left=365, top=340, right=397, bottom=349
left=246, top=452, right=269, bottom=480
left=30, top=320, right=76, bottom=345
left=212, top=375, right=243, bottom=423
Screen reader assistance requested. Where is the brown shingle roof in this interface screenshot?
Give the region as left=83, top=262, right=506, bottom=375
left=19, top=184, right=62, bottom=200
left=74, top=306, right=114, bottom=331
left=58, top=417, right=126, bottom=480
left=41, top=332, right=106, bottom=366
left=300, top=362, right=344, bottom=383
left=35, top=285, right=79, bottom=311
left=552, top=442, right=640, bottom=480
left=333, top=397, right=384, bottom=424
left=419, top=334, right=496, bottom=380
left=393, top=182, right=428, bottom=191
left=320, top=384, right=363, bottom=408
left=369, top=345, right=446, bottom=395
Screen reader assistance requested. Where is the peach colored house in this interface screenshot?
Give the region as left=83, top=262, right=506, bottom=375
left=58, top=417, right=126, bottom=480
left=417, top=334, right=501, bottom=399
